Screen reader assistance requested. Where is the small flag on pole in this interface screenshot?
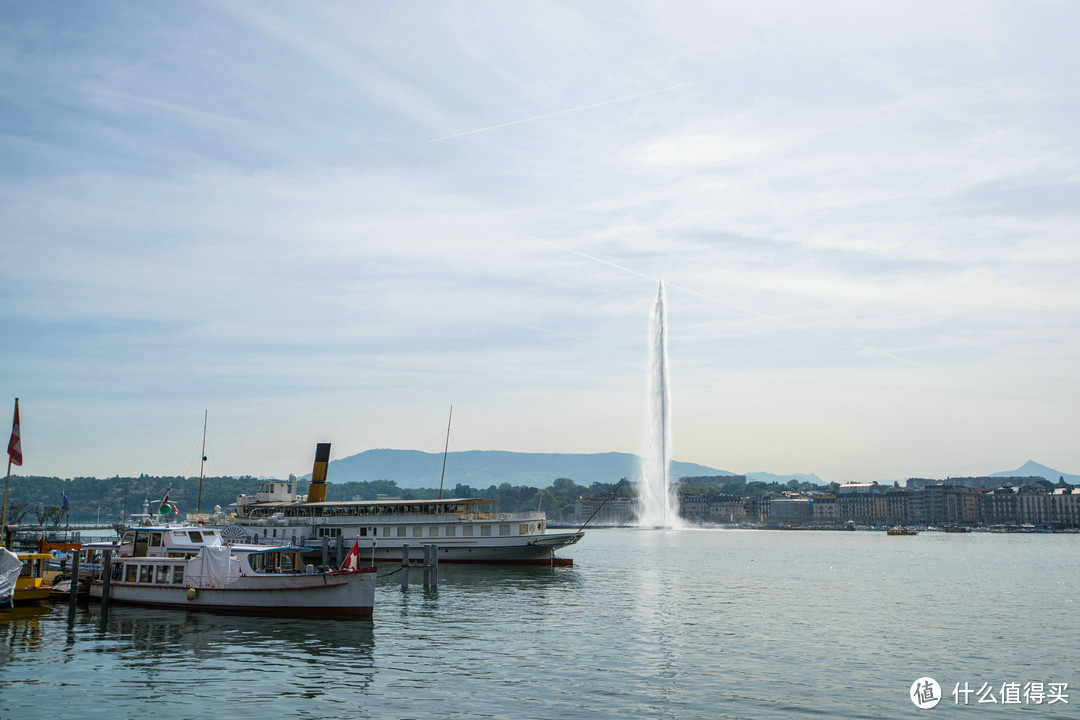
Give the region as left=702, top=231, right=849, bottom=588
left=341, top=539, right=361, bottom=571
left=61, top=490, right=69, bottom=511
left=158, top=488, right=172, bottom=516
left=7, top=399, right=21, bottom=467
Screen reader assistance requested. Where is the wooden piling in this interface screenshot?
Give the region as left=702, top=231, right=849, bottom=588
left=400, top=544, right=410, bottom=589
left=422, top=544, right=438, bottom=588
left=67, top=550, right=81, bottom=614
left=100, top=549, right=112, bottom=611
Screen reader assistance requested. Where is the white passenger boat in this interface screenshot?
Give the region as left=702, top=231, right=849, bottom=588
left=219, top=443, right=583, bottom=566
left=88, top=524, right=375, bottom=618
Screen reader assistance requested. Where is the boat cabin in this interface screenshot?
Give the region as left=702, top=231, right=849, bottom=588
left=116, top=526, right=225, bottom=559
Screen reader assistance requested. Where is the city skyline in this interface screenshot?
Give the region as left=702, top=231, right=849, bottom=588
left=2, top=2, right=1078, bottom=484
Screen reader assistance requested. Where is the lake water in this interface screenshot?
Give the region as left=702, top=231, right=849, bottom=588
left=1, top=528, right=1077, bottom=719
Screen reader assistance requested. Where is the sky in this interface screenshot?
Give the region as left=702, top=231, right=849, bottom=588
left=1, top=1, right=1078, bottom=485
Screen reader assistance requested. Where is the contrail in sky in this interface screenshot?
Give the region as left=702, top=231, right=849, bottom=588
left=529, top=235, right=801, bottom=329
left=529, top=235, right=927, bottom=367
left=427, top=56, right=819, bottom=143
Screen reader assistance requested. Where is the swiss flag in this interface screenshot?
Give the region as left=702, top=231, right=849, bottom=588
left=340, top=540, right=361, bottom=571
left=7, top=399, right=21, bottom=467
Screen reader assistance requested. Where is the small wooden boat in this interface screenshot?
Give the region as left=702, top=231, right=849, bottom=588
left=0, top=551, right=53, bottom=607
left=887, top=528, right=918, bottom=536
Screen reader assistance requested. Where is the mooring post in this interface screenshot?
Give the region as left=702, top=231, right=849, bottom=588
left=335, top=535, right=343, bottom=565
left=422, top=544, right=439, bottom=588
left=400, top=543, right=410, bottom=589
left=321, top=537, right=329, bottom=567
left=100, top=549, right=112, bottom=612
left=67, top=550, right=81, bottom=615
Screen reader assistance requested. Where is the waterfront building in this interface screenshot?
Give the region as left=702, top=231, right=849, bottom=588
left=812, top=495, right=838, bottom=522
left=679, top=493, right=747, bottom=523
left=574, top=496, right=636, bottom=526
left=916, top=484, right=980, bottom=526
left=1049, top=486, right=1080, bottom=527
left=838, top=483, right=884, bottom=523
left=770, top=496, right=813, bottom=520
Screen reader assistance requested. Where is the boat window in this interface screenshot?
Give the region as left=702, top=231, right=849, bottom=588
left=125, top=564, right=138, bottom=582
left=372, top=528, right=377, bottom=537
left=139, top=565, right=152, bottom=583
left=519, top=524, right=529, bottom=536
left=150, top=533, right=163, bottom=547
left=19, top=560, right=31, bottom=577
left=359, top=527, right=367, bottom=536
left=155, top=565, right=170, bottom=584
left=189, top=531, right=203, bottom=543
left=280, top=553, right=294, bottom=572
left=173, top=566, right=184, bottom=584
left=500, top=525, right=510, bottom=536
left=396, top=527, right=406, bottom=538
left=412, top=527, right=422, bottom=537
left=463, top=526, right=473, bottom=537
left=122, top=532, right=135, bottom=544
left=480, top=526, right=491, bottom=537
left=428, top=527, right=439, bottom=537
left=445, top=526, right=456, bottom=537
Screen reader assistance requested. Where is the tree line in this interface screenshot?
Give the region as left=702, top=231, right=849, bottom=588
left=1, top=473, right=636, bottom=525
left=3, top=472, right=832, bottom=527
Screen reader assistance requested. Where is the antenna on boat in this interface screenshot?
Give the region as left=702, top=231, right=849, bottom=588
left=438, top=406, right=452, bottom=500
left=577, top=479, right=625, bottom=533
left=197, top=410, right=208, bottom=514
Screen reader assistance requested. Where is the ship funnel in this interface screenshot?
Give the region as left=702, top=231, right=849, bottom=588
left=307, top=443, right=331, bottom=503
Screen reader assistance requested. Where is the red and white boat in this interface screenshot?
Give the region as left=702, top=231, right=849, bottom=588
left=89, top=524, right=375, bottom=618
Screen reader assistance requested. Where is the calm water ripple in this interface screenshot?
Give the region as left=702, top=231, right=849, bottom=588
left=2, top=529, right=1077, bottom=719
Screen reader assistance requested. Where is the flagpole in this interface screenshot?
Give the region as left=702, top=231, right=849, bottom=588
left=1, top=458, right=11, bottom=548
left=1, top=397, right=18, bottom=549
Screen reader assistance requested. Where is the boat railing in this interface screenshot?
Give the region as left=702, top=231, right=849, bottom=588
left=496, top=511, right=546, bottom=521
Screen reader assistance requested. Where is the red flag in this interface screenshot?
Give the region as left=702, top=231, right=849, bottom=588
left=340, top=540, right=360, bottom=571
left=7, top=399, right=21, bottom=467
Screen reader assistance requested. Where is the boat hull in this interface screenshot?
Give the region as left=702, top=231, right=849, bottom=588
left=311, top=532, right=583, bottom=567
left=91, top=569, right=376, bottom=618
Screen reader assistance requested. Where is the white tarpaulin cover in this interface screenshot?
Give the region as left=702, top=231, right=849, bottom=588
left=0, top=547, right=22, bottom=603
left=184, top=546, right=236, bottom=589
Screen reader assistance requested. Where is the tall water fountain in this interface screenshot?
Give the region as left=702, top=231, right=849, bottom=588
left=636, top=278, right=680, bottom=528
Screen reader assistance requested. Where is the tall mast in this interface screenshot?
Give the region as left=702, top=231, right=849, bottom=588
left=197, top=410, right=207, bottom=514
left=438, top=406, right=453, bottom=500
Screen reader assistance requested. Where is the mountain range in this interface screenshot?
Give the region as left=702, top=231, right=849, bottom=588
left=314, top=449, right=823, bottom=489
left=308, top=450, right=1079, bottom=490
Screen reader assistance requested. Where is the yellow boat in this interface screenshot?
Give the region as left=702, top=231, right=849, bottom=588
left=6, top=553, right=54, bottom=606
